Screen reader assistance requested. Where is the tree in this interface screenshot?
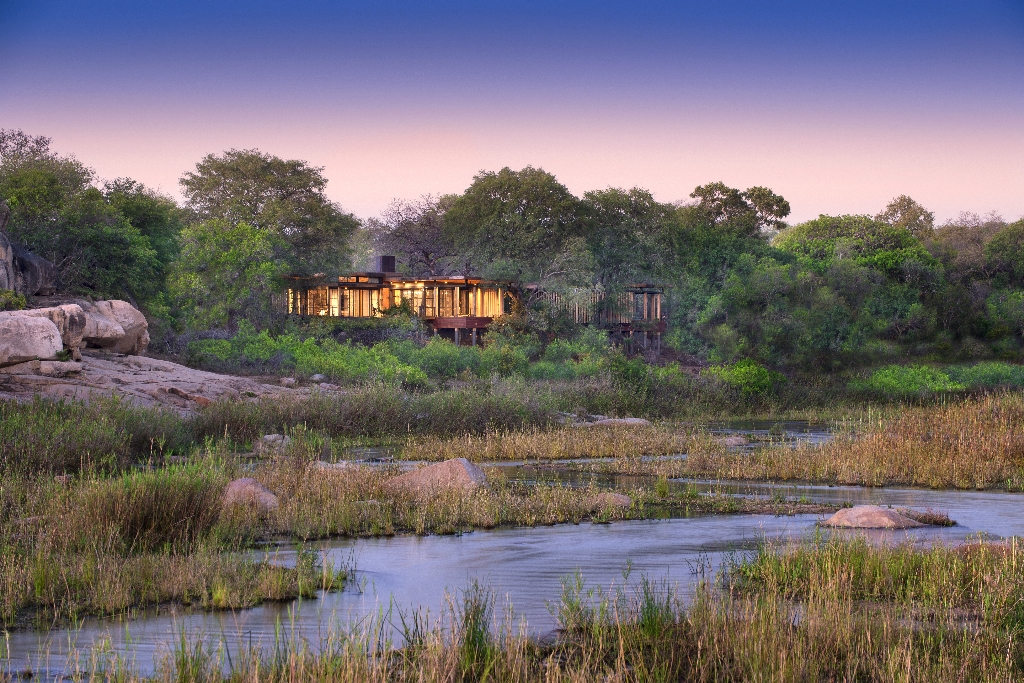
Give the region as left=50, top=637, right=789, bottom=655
left=367, top=195, right=463, bottom=277
left=582, top=187, right=671, bottom=288
left=168, top=219, right=283, bottom=329
left=443, top=166, right=588, bottom=287
left=985, top=219, right=1024, bottom=287
left=180, top=149, right=359, bottom=276
left=689, top=182, right=790, bottom=236
left=0, top=129, right=159, bottom=302
left=876, top=195, right=935, bottom=238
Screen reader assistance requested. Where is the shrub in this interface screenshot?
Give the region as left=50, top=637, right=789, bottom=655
left=0, top=289, right=26, bottom=311
left=703, top=359, right=783, bottom=396
left=947, top=362, right=1024, bottom=389
left=850, top=364, right=964, bottom=396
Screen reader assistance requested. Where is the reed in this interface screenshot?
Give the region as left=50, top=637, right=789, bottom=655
left=401, top=424, right=695, bottom=462
left=52, top=538, right=1024, bottom=682
left=678, top=392, right=1024, bottom=489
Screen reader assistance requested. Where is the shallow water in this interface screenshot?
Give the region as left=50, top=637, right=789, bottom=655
left=4, top=419, right=1016, bottom=676
left=5, top=495, right=1009, bottom=676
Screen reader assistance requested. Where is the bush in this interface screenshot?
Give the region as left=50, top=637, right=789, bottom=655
left=946, top=362, right=1024, bottom=389
left=851, top=365, right=964, bottom=396
left=0, top=289, right=26, bottom=311
left=703, top=359, right=783, bottom=396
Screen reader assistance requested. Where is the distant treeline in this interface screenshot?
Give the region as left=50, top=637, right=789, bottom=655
left=2, top=128, right=1022, bottom=370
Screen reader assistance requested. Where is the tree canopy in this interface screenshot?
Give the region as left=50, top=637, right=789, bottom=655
left=180, top=149, right=359, bottom=277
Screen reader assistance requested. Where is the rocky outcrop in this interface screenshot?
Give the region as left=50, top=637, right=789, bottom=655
left=222, top=478, right=279, bottom=511
left=0, top=350, right=297, bottom=413
left=820, top=505, right=923, bottom=529
left=0, top=232, right=15, bottom=294
left=12, top=244, right=56, bottom=296
left=0, top=201, right=57, bottom=297
left=80, top=300, right=149, bottom=355
left=385, top=458, right=488, bottom=497
left=9, top=304, right=86, bottom=356
left=0, top=315, right=63, bottom=367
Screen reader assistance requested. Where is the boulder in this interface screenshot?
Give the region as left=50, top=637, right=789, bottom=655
left=0, top=229, right=15, bottom=293
left=0, top=314, right=63, bottom=366
left=12, top=244, right=56, bottom=296
left=590, top=417, right=651, bottom=427
left=715, top=436, right=749, bottom=447
left=9, top=304, right=85, bottom=352
left=80, top=300, right=149, bottom=355
left=279, top=377, right=297, bottom=387
left=820, top=505, right=923, bottom=529
left=590, top=492, right=632, bottom=511
left=222, top=478, right=279, bottom=511
left=385, top=458, right=487, bottom=497
left=254, top=434, right=292, bottom=457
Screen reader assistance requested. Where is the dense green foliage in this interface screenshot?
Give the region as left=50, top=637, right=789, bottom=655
left=4, top=128, right=1023, bottom=378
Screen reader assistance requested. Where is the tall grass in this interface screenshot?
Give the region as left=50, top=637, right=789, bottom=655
left=55, top=539, right=1024, bottom=682
left=402, top=424, right=695, bottom=462
left=681, top=392, right=1024, bottom=489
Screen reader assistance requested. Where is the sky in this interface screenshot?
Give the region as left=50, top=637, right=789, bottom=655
left=1, top=0, right=1022, bottom=223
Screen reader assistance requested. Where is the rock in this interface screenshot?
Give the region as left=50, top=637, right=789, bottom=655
left=279, top=377, right=297, bottom=387
left=12, top=244, right=56, bottom=296
left=715, top=436, right=749, bottom=447
left=166, top=386, right=213, bottom=407
left=820, top=505, right=924, bottom=529
left=590, top=417, right=651, bottom=427
left=0, top=216, right=15, bottom=293
left=222, top=478, right=278, bottom=511
left=317, top=382, right=341, bottom=390
left=384, top=458, right=487, bottom=497
left=80, top=300, right=148, bottom=355
left=254, top=434, right=295, bottom=457
left=0, top=315, right=63, bottom=366
left=0, top=351, right=296, bottom=414
left=590, top=492, right=632, bottom=511
left=9, top=304, right=86, bottom=351
left=310, top=373, right=327, bottom=382
left=0, top=360, right=83, bottom=377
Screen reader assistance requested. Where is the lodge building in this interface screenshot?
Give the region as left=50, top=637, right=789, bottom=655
left=285, top=256, right=666, bottom=350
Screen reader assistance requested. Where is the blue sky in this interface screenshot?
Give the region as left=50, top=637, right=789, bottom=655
left=2, top=0, right=1022, bottom=221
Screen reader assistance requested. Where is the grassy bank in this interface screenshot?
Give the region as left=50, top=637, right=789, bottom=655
left=668, top=392, right=1024, bottom=490
left=0, top=434, right=831, bottom=630
left=46, top=538, right=1024, bottom=682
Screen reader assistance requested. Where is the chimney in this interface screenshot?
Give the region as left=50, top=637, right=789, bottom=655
left=376, top=255, right=396, bottom=273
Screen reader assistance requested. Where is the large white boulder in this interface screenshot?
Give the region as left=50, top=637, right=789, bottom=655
left=80, top=300, right=149, bottom=355
left=9, top=304, right=85, bottom=351
left=0, top=314, right=63, bottom=366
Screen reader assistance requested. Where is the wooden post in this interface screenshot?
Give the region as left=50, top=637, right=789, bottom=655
left=471, top=328, right=477, bottom=347
left=455, top=328, right=461, bottom=346
left=454, top=286, right=460, bottom=316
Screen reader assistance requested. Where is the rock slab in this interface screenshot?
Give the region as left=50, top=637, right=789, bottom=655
left=222, top=478, right=279, bottom=511
left=0, top=350, right=295, bottom=413
left=820, top=505, right=924, bottom=529
left=385, top=458, right=487, bottom=496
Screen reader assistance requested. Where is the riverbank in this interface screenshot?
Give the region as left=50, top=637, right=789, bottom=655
left=10, top=536, right=1022, bottom=682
